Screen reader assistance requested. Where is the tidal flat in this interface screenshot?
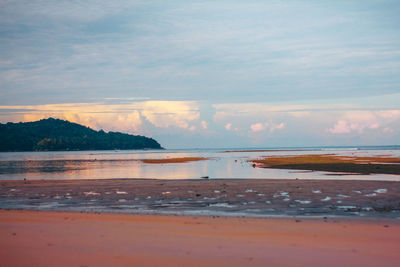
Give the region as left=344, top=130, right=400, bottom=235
left=1, top=178, right=399, bottom=219
left=250, top=154, right=400, bottom=175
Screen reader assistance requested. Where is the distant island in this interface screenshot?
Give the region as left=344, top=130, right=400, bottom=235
left=0, top=118, right=163, bottom=151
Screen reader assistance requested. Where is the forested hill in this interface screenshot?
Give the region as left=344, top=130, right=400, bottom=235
left=0, top=118, right=163, bottom=151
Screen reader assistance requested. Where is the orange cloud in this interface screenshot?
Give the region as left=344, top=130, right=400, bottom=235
left=141, top=101, right=199, bottom=129
left=0, top=101, right=201, bottom=134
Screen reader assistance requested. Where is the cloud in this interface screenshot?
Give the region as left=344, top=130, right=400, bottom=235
left=328, top=120, right=355, bottom=134
left=213, top=102, right=359, bottom=121
left=249, top=121, right=285, bottom=134
left=327, top=110, right=400, bottom=135
left=270, top=122, right=286, bottom=133
left=383, top=127, right=394, bottom=134
left=1, top=101, right=399, bottom=148
left=0, top=102, right=143, bottom=134
left=0, top=100, right=201, bottom=134
left=2, top=1, right=400, bottom=105
left=141, top=101, right=199, bottom=129
left=378, top=110, right=400, bottom=120
left=0, top=1, right=140, bottom=23
left=328, top=121, right=376, bottom=135
left=250, top=122, right=269, bottom=133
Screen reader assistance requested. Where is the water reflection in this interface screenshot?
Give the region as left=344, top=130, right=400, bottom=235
left=0, top=160, right=87, bottom=174
left=0, top=149, right=400, bottom=181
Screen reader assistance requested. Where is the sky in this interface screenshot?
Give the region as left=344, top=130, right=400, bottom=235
left=0, top=0, right=400, bottom=148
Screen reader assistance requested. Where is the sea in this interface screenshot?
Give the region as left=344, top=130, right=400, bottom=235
left=1, top=145, right=400, bottom=181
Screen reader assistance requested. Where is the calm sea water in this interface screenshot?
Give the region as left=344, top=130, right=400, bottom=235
left=1, top=146, right=400, bottom=181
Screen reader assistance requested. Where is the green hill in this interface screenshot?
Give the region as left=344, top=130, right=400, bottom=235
left=0, top=118, right=163, bottom=151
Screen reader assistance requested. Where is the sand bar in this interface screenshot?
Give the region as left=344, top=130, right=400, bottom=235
left=250, top=154, right=400, bottom=175
left=1, top=209, right=400, bottom=267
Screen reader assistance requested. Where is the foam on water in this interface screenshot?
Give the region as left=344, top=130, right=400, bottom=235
left=321, top=197, right=331, bottom=202
left=375, top=189, right=387, bottom=194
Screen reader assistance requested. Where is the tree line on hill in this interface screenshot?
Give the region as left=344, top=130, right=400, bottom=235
left=0, top=118, right=163, bottom=151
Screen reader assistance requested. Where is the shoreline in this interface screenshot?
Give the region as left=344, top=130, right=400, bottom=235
left=1, top=209, right=400, bottom=267
left=1, top=207, right=398, bottom=222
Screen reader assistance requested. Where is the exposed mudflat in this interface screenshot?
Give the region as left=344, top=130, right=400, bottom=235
left=1, top=178, right=399, bottom=219
left=250, top=154, right=400, bottom=175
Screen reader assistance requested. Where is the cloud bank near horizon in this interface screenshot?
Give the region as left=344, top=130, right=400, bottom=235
left=1, top=98, right=399, bottom=148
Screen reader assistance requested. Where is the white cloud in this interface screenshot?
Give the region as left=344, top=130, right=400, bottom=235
left=328, top=120, right=353, bottom=134
left=270, top=122, right=286, bottom=133
left=249, top=121, right=285, bottom=135
left=141, top=101, right=200, bottom=130
left=327, top=110, right=400, bottom=135
left=250, top=122, right=269, bottom=132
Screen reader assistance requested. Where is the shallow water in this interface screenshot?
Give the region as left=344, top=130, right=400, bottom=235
left=1, top=147, right=400, bottom=181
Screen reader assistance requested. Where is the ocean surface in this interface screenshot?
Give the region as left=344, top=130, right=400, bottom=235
left=1, top=146, right=400, bottom=181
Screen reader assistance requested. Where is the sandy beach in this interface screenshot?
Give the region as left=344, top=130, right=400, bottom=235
left=1, top=178, right=400, bottom=266
left=1, top=209, right=400, bottom=267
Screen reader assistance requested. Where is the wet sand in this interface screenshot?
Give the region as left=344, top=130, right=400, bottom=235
left=1, top=209, right=399, bottom=267
left=1, top=179, right=400, bottom=218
